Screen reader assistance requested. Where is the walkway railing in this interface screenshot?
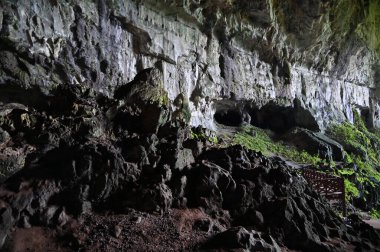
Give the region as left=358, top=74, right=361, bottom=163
left=302, top=169, right=346, bottom=216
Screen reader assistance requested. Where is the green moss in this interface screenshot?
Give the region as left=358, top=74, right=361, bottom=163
left=327, top=110, right=380, bottom=208
left=182, top=102, right=191, bottom=124
left=333, top=0, right=380, bottom=58
left=270, top=0, right=380, bottom=58
left=327, top=110, right=380, bottom=163
left=356, top=0, right=380, bottom=57
left=345, top=179, right=360, bottom=199
left=208, top=136, right=218, bottom=144
left=233, top=126, right=273, bottom=155
left=370, top=209, right=380, bottom=219
left=332, top=0, right=364, bottom=37
left=173, top=94, right=191, bottom=124
left=233, top=125, right=322, bottom=165
left=190, top=129, right=218, bottom=144
left=160, top=92, right=170, bottom=107
left=234, top=120, right=380, bottom=212
left=337, top=168, right=355, bottom=176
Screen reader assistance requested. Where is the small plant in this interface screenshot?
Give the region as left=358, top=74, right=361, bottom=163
left=190, top=128, right=218, bottom=144
left=370, top=209, right=380, bottom=219
left=344, top=179, right=360, bottom=199
left=208, top=136, right=218, bottom=144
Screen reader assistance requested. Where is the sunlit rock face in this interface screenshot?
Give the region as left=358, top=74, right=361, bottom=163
left=0, top=0, right=379, bottom=130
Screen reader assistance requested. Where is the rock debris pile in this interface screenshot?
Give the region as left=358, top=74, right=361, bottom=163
left=0, top=78, right=379, bottom=251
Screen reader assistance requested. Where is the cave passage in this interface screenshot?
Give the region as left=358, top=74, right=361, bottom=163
left=214, top=101, right=320, bottom=134
left=249, top=103, right=320, bottom=134
left=249, top=104, right=295, bottom=134
left=214, top=109, right=244, bottom=126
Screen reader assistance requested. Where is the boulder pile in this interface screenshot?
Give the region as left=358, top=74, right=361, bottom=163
left=0, top=75, right=379, bottom=251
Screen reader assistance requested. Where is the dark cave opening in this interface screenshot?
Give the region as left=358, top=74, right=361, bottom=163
left=359, top=107, right=371, bottom=128
left=249, top=103, right=320, bottom=134
left=214, top=100, right=320, bottom=134
left=249, top=104, right=295, bottom=134
left=214, top=109, right=243, bottom=127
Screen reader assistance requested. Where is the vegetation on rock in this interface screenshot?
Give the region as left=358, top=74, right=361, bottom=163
left=327, top=110, right=380, bottom=210
left=233, top=125, right=322, bottom=165
left=190, top=127, right=218, bottom=144
left=332, top=0, right=380, bottom=58
left=232, top=113, right=380, bottom=216
left=356, top=0, right=380, bottom=57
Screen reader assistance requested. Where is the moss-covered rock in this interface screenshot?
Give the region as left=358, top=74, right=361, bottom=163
left=173, top=93, right=191, bottom=125
left=327, top=110, right=380, bottom=211
left=233, top=125, right=322, bottom=165
left=232, top=119, right=380, bottom=214
left=114, top=66, right=169, bottom=107
left=356, top=0, right=380, bottom=57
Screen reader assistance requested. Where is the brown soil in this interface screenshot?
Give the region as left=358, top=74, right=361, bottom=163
left=5, top=209, right=213, bottom=252
left=7, top=227, right=71, bottom=252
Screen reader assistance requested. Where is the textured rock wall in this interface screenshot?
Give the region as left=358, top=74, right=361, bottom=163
left=0, top=0, right=379, bottom=130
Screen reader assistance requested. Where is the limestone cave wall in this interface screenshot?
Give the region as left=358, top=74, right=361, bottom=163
left=0, top=0, right=379, bottom=130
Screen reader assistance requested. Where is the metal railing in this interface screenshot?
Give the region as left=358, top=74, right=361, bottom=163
left=302, top=169, right=346, bottom=216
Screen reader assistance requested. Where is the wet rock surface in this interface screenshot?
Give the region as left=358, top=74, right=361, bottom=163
left=0, top=85, right=379, bottom=251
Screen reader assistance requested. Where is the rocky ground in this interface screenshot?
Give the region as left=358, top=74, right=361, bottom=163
left=364, top=220, right=380, bottom=230
left=0, top=0, right=380, bottom=251
left=0, top=71, right=379, bottom=251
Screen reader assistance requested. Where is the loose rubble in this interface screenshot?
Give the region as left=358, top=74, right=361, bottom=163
left=0, top=83, right=379, bottom=251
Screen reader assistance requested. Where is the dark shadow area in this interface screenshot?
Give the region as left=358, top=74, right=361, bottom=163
left=0, top=83, right=49, bottom=109
left=214, top=109, right=243, bottom=126
left=213, top=99, right=320, bottom=134
left=359, top=107, right=371, bottom=128
left=0, top=83, right=83, bottom=116
left=248, top=101, right=320, bottom=134
left=249, top=104, right=293, bottom=134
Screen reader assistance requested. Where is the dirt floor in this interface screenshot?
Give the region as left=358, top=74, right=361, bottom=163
left=4, top=209, right=212, bottom=252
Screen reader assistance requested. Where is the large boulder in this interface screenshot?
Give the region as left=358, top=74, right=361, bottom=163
left=114, top=66, right=171, bottom=134
left=0, top=81, right=378, bottom=252
left=0, top=128, right=10, bottom=144
left=114, top=66, right=169, bottom=107
left=206, top=226, right=281, bottom=251
left=186, top=160, right=236, bottom=210
left=182, top=145, right=379, bottom=251
left=282, top=127, right=345, bottom=161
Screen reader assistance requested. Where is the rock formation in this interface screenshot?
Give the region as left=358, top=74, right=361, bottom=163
left=0, top=0, right=380, bottom=251
left=0, top=84, right=377, bottom=251
left=1, top=0, right=379, bottom=130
